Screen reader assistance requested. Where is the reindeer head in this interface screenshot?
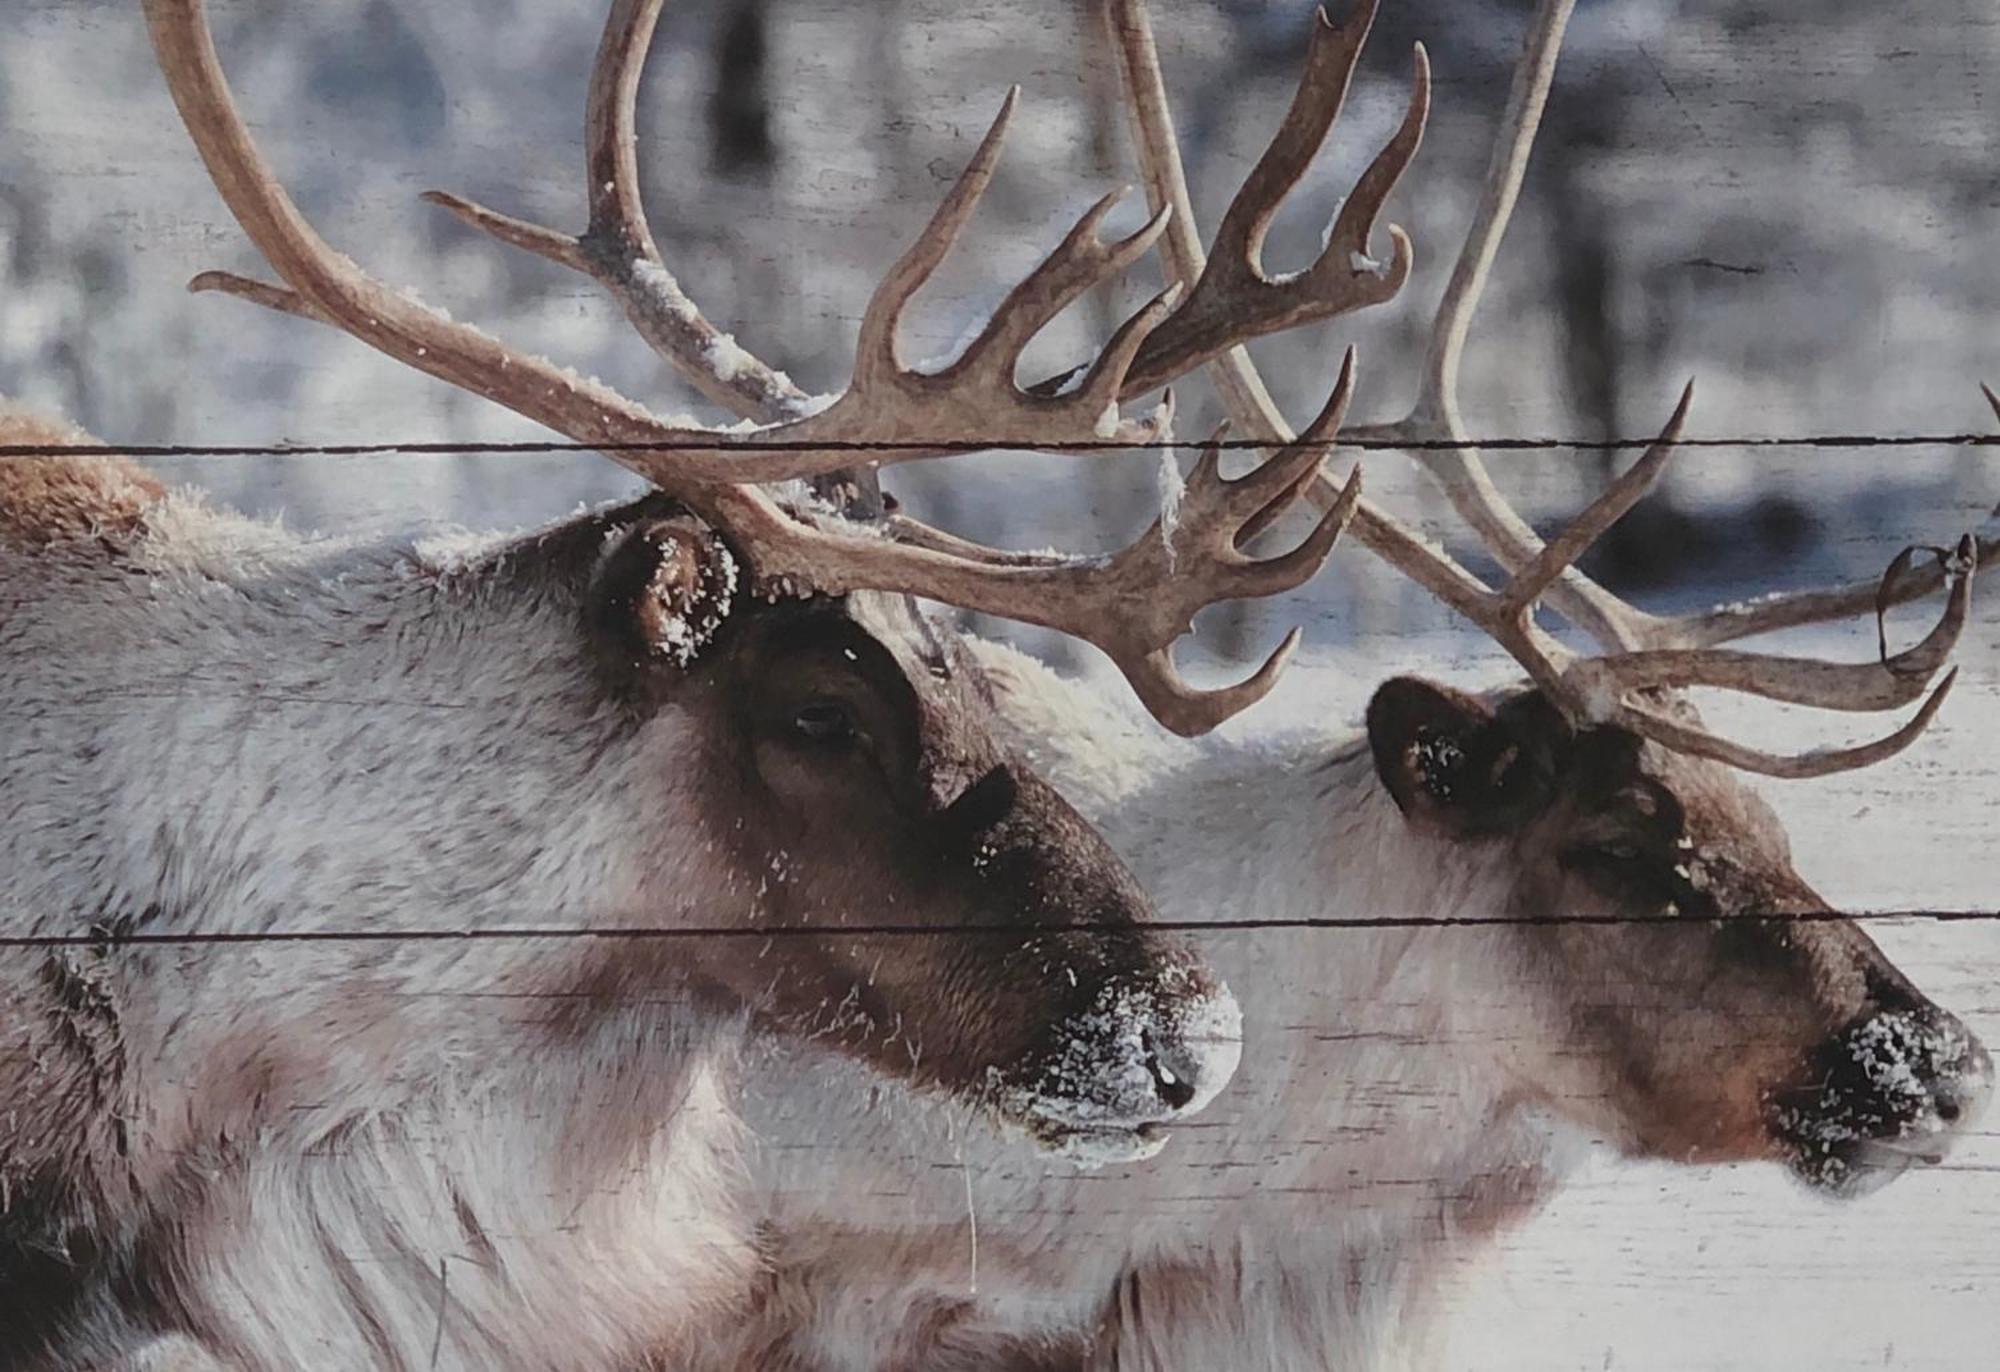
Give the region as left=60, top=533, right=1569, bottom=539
left=1096, top=0, right=1995, bottom=1198
left=138, top=0, right=1394, bottom=1156
left=1368, top=676, right=1991, bottom=1196
left=571, top=503, right=1265, bottom=1157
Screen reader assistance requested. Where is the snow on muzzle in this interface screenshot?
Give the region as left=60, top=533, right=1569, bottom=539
left=1769, top=1002, right=1994, bottom=1199
left=995, top=965, right=1243, bottom=1167
left=933, top=763, right=1243, bottom=1164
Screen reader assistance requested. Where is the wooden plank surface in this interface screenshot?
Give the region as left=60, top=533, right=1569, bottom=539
left=3, top=1, right=1997, bottom=1368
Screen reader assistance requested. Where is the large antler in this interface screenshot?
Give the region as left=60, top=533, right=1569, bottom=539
left=142, top=0, right=1365, bottom=736
left=1104, top=0, right=1984, bottom=777
left=424, top=0, right=1428, bottom=426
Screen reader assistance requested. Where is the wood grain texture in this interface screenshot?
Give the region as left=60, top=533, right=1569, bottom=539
left=2, top=1, right=1997, bottom=1368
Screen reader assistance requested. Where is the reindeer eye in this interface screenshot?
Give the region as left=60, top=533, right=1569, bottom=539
left=792, top=700, right=859, bottom=746
left=1598, top=841, right=1642, bottom=863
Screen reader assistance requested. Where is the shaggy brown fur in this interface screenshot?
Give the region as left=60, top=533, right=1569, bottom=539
left=0, top=404, right=163, bottom=549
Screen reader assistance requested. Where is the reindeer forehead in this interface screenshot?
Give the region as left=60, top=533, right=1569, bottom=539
left=1590, top=740, right=1796, bottom=886
left=842, top=591, right=1003, bottom=795
left=1555, top=730, right=1787, bottom=853
left=842, top=591, right=953, bottom=681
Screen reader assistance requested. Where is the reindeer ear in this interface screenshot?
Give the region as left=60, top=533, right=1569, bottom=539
left=591, top=515, right=741, bottom=669
left=1366, top=677, right=1563, bottom=838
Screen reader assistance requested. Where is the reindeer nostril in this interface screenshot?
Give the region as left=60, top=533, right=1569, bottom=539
left=1142, top=1034, right=1199, bottom=1111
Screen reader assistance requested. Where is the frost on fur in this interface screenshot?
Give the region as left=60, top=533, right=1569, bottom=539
left=641, top=532, right=740, bottom=666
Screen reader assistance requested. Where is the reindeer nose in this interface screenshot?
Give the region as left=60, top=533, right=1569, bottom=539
left=1143, top=981, right=1243, bottom=1119
left=1143, top=1032, right=1202, bottom=1111
left=1834, top=1004, right=1991, bottom=1140
left=1931, top=1021, right=1994, bottom=1126
left=1010, top=976, right=1242, bottom=1164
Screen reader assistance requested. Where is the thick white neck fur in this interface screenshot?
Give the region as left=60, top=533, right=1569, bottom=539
left=729, top=641, right=1578, bottom=1371
left=2, top=497, right=756, bottom=1368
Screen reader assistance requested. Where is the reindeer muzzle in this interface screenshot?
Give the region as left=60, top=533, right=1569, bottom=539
left=1771, top=1004, right=1993, bottom=1198
left=999, top=974, right=1243, bottom=1168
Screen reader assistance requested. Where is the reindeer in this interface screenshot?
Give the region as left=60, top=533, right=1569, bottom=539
left=0, top=0, right=1426, bottom=1365
left=671, top=1, right=1996, bottom=1367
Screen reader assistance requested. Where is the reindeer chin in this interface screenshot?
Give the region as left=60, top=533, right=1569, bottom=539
left=994, top=1092, right=1175, bottom=1170
left=1786, top=1136, right=1936, bottom=1200
left=1027, top=1120, right=1172, bottom=1167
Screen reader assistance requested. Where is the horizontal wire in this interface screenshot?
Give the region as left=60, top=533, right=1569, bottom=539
left=2, top=432, right=2000, bottom=462
left=4, top=433, right=1991, bottom=945
left=6, top=908, right=2000, bottom=950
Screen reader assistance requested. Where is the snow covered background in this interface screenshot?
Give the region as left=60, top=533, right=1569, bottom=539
left=3, top=0, right=1998, bottom=1365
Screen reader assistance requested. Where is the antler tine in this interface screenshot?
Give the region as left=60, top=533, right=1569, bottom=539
left=1000, top=355, right=1365, bottom=737
left=1611, top=670, right=1960, bottom=782
left=1339, top=0, right=1657, bottom=652
left=1206, top=0, right=1385, bottom=272
left=1500, top=381, right=1692, bottom=617
left=852, top=355, right=1364, bottom=737
left=424, top=0, right=812, bottom=424
left=1567, top=536, right=1975, bottom=712
left=582, top=0, right=672, bottom=262
left=849, top=90, right=1018, bottom=389
left=151, top=0, right=1351, bottom=736
left=1089, top=0, right=1431, bottom=403
left=1096, top=0, right=1977, bottom=776
left=938, top=192, right=1175, bottom=394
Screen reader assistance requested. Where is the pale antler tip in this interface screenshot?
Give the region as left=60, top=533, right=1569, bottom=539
left=1302, top=348, right=1359, bottom=441
left=1269, top=623, right=1305, bottom=668
left=1890, top=664, right=1962, bottom=757
left=1169, top=625, right=1305, bottom=737
left=1336, top=459, right=1364, bottom=508
left=1661, top=378, right=1696, bottom=436
left=989, top=86, right=1022, bottom=131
